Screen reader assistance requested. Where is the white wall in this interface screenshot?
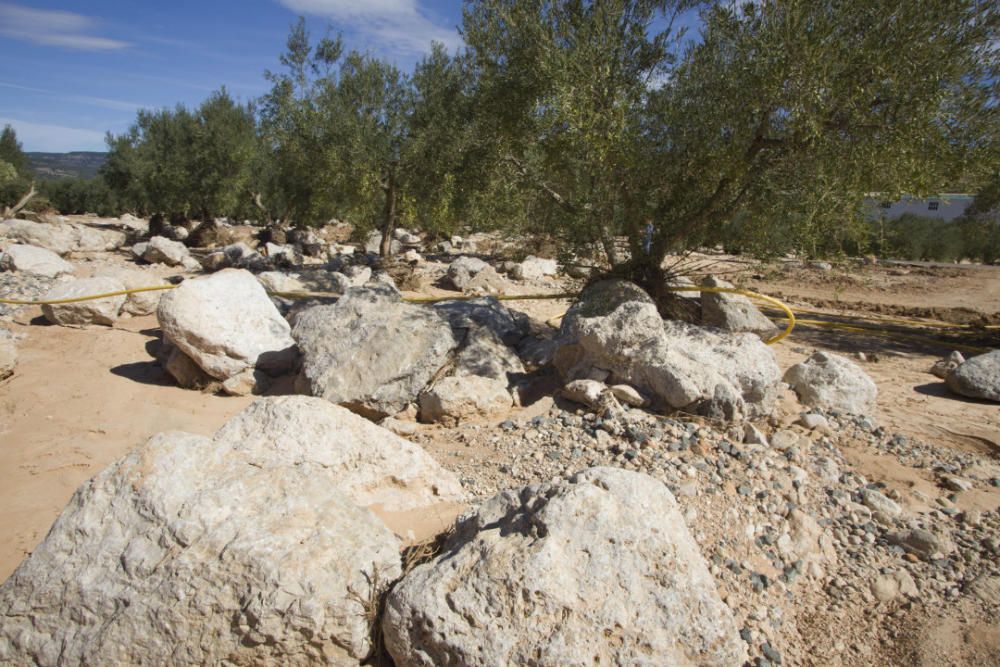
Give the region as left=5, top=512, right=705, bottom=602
left=864, top=195, right=974, bottom=222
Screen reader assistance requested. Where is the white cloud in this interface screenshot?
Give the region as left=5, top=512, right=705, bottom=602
left=276, top=0, right=462, bottom=56
left=0, top=3, right=129, bottom=51
left=0, top=117, right=107, bottom=152
left=0, top=82, right=144, bottom=112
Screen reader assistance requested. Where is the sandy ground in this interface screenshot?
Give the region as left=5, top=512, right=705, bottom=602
left=0, top=314, right=256, bottom=579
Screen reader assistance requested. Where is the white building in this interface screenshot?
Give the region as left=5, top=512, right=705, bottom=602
left=864, top=194, right=974, bottom=222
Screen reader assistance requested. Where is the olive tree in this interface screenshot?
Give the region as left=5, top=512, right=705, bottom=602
left=462, top=0, right=998, bottom=297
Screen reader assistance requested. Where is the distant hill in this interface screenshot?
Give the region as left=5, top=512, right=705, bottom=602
left=27, top=152, right=107, bottom=181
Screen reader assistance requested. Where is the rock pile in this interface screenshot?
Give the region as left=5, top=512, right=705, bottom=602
left=553, top=279, right=782, bottom=420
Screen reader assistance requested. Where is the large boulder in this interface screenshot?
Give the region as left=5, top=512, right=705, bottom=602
left=419, top=374, right=513, bottom=425
left=157, top=269, right=297, bottom=388
left=946, top=350, right=1000, bottom=403
left=701, top=275, right=778, bottom=339
left=783, top=351, right=878, bottom=415
left=0, top=244, right=74, bottom=277
left=214, top=396, right=466, bottom=511
left=95, top=266, right=170, bottom=316
left=554, top=280, right=781, bottom=420
left=293, top=285, right=458, bottom=418
left=0, top=219, right=125, bottom=255
left=0, top=418, right=404, bottom=664
left=383, top=467, right=746, bottom=666
left=41, top=276, right=126, bottom=327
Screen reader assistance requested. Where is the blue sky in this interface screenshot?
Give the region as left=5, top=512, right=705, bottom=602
left=0, top=0, right=465, bottom=152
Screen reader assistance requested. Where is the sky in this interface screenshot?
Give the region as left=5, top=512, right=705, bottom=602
left=0, top=0, right=466, bottom=152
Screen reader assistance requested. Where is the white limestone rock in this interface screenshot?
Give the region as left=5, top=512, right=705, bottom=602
left=701, top=275, right=778, bottom=339
left=946, top=350, right=1000, bottom=403
left=383, top=467, right=746, bottom=666
left=95, top=266, right=170, bottom=316
left=0, top=426, right=402, bottom=665
left=554, top=280, right=782, bottom=420
left=419, top=375, right=513, bottom=425
left=0, top=219, right=125, bottom=255
left=0, top=244, right=74, bottom=277
left=157, top=269, right=297, bottom=384
left=214, top=396, right=466, bottom=511
left=511, top=255, right=558, bottom=281
left=783, top=351, right=878, bottom=415
left=41, top=276, right=126, bottom=327
left=142, top=235, right=191, bottom=267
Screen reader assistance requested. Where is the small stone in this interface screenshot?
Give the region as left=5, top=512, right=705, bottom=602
left=796, top=413, right=829, bottom=430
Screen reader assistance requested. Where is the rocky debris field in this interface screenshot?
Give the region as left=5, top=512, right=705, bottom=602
left=0, top=214, right=998, bottom=665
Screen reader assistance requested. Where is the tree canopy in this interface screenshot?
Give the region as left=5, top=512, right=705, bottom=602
left=82, top=1, right=999, bottom=270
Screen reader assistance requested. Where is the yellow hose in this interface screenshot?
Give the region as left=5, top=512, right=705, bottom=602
left=664, top=285, right=796, bottom=345
left=0, top=284, right=177, bottom=306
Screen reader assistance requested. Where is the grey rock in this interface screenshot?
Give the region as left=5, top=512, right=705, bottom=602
left=446, top=256, right=489, bottom=290
left=0, top=244, right=74, bottom=277
left=433, top=296, right=528, bottom=346
left=142, top=235, right=191, bottom=267
left=364, top=230, right=400, bottom=255
left=157, top=269, right=297, bottom=384
left=701, top=276, right=778, bottom=339
left=554, top=280, right=782, bottom=420
left=453, top=325, right=525, bottom=382
left=41, top=277, right=126, bottom=327
left=0, top=400, right=413, bottom=665
left=0, top=219, right=125, bottom=255
left=419, top=375, right=513, bottom=425
left=888, top=528, right=955, bottom=560
left=784, top=351, right=878, bottom=415
left=293, top=285, right=458, bottom=418
left=946, top=350, right=1000, bottom=402
left=95, top=267, right=169, bottom=316
left=860, top=489, right=902, bottom=518
left=510, top=255, right=558, bottom=281
left=383, top=467, right=746, bottom=666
